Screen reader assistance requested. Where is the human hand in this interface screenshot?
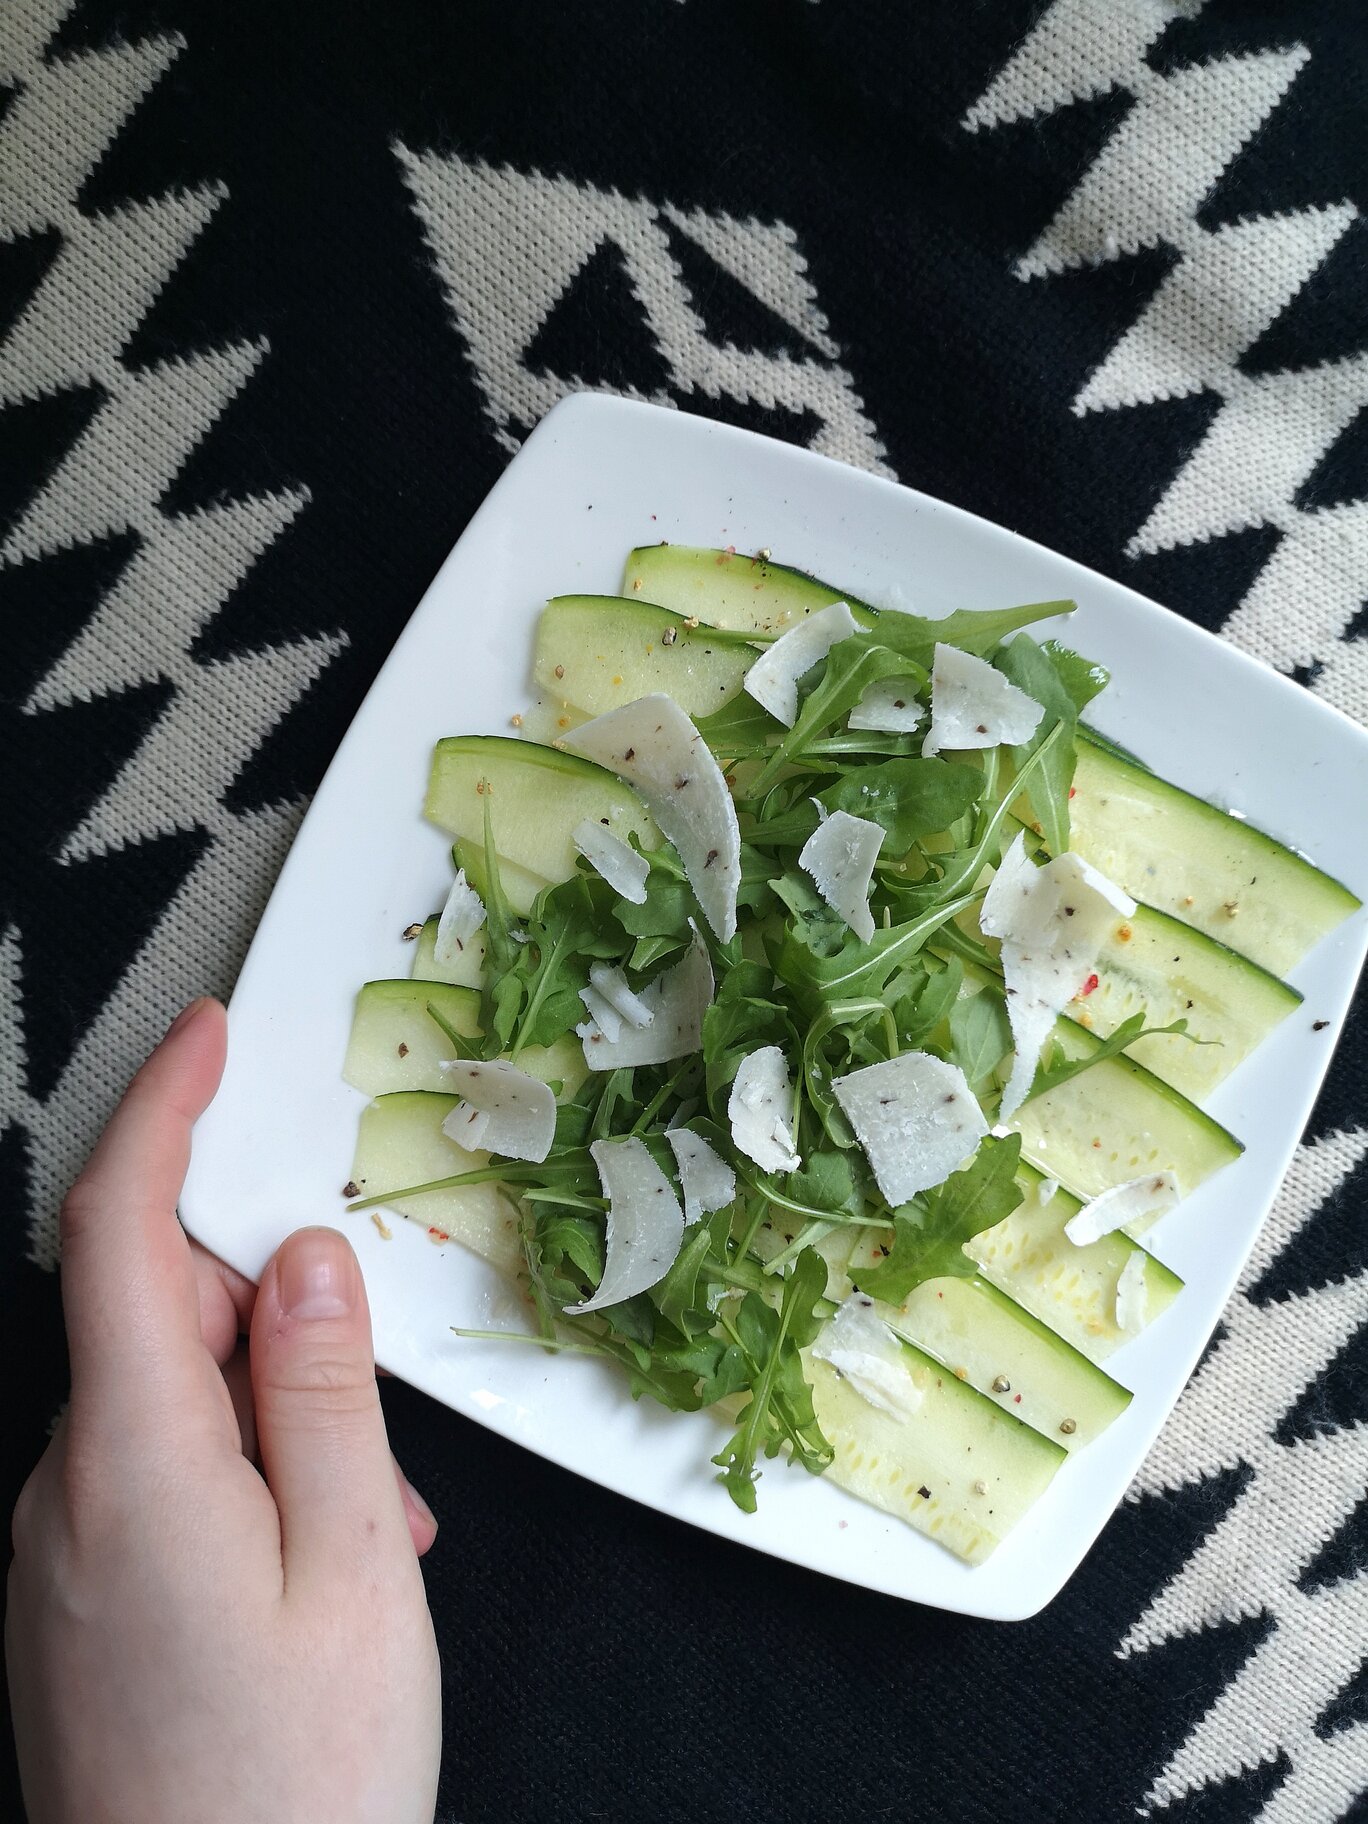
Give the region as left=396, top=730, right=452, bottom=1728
left=6, top=998, right=442, bottom=1824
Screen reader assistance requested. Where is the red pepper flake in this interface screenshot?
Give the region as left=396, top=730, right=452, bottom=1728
left=1068, top=787, right=1077, bottom=799
left=1081, top=972, right=1099, bottom=996
left=1014, top=1393, right=1022, bottom=1404
left=427, top=1227, right=450, bottom=1244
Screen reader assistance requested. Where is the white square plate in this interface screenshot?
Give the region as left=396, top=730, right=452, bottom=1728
left=182, top=392, right=1368, bottom=1619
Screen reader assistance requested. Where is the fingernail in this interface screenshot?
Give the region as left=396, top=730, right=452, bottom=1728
left=278, top=1229, right=357, bottom=1321
left=401, top=1473, right=437, bottom=1531
left=167, top=996, right=209, bottom=1038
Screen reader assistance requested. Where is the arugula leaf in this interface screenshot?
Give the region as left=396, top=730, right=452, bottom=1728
left=948, top=991, right=1013, bottom=1092
left=536, top=1208, right=606, bottom=1304
left=869, top=600, right=1076, bottom=668
left=889, top=721, right=1067, bottom=914
left=694, top=692, right=782, bottom=761
left=775, top=887, right=983, bottom=1013
left=614, top=873, right=695, bottom=944
left=712, top=1248, right=832, bottom=1513
left=652, top=1215, right=725, bottom=1338
left=701, top=960, right=793, bottom=1101
left=424, top=1000, right=480, bottom=1061
left=787, top=1149, right=863, bottom=1221
left=1042, top=640, right=1109, bottom=714
left=799, top=996, right=894, bottom=1147
left=852, top=1135, right=1023, bottom=1303
left=820, top=757, right=982, bottom=853
left=751, top=639, right=923, bottom=790
left=892, top=956, right=962, bottom=1049
left=1024, top=1012, right=1200, bottom=1103
left=748, top=757, right=981, bottom=857
left=996, top=633, right=1079, bottom=856
left=768, top=871, right=849, bottom=957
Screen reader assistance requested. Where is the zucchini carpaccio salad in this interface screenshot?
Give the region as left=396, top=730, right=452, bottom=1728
left=343, top=545, right=1357, bottom=1564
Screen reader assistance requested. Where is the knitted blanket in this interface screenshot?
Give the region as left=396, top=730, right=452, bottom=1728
left=3, top=3, right=1366, bottom=1818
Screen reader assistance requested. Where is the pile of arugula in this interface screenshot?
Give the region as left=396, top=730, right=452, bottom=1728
left=354, top=612, right=1179, bottom=1513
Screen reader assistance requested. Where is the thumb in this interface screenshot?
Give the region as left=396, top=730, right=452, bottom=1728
left=250, top=1227, right=414, bottom=1585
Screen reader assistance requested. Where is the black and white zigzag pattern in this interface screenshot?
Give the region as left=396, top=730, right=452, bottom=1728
left=2, top=2, right=1366, bottom=1818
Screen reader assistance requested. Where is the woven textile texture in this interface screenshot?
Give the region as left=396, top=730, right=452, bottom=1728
left=3, top=1, right=1367, bottom=1818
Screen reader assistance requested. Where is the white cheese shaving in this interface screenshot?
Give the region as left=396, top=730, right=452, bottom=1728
left=433, top=868, right=486, bottom=965
left=573, top=818, right=649, bottom=904
left=580, top=928, right=714, bottom=1071
left=589, top=961, right=653, bottom=1030
left=565, top=695, right=740, bottom=942
left=921, top=644, right=1045, bottom=758
left=566, top=1136, right=686, bottom=1315
left=728, top=1045, right=801, bottom=1173
left=1037, top=1178, right=1060, bottom=1206
left=665, top=1127, right=737, bottom=1224
left=982, top=833, right=1137, bottom=1120
left=437, top=1058, right=556, bottom=1163
left=848, top=677, right=924, bottom=734
left=833, top=1050, right=988, bottom=1205
left=811, top=1298, right=922, bottom=1420
left=440, top=1100, right=491, bottom=1154
left=798, top=808, right=884, bottom=943
left=577, top=984, right=622, bottom=1043
left=1064, top=1172, right=1182, bottom=1247
left=1115, top=1249, right=1150, bottom=1335
left=743, top=600, right=857, bottom=726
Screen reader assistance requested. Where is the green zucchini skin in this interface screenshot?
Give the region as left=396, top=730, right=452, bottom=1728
left=1068, top=731, right=1359, bottom=977
left=424, top=733, right=657, bottom=885
left=535, top=594, right=753, bottom=718
left=621, top=543, right=881, bottom=633
left=810, top=1344, right=1066, bottom=1567
left=343, top=980, right=586, bottom=1101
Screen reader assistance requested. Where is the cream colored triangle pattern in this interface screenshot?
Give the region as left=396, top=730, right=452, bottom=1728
left=0, top=0, right=341, bottom=1264
left=964, top=0, right=1368, bottom=726
left=394, top=147, right=890, bottom=476
left=965, top=5, right=1368, bottom=1813
left=1121, top=1131, right=1368, bottom=1815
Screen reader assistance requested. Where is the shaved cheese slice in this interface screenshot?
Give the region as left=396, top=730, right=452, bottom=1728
left=589, top=962, right=653, bottom=1029
left=581, top=929, right=713, bottom=1070
left=982, top=833, right=1137, bottom=1119
left=438, top=1058, right=555, bottom=1163
left=811, top=1298, right=922, bottom=1420
left=566, top=1137, right=686, bottom=1315
left=728, top=1046, right=800, bottom=1173
left=798, top=808, right=884, bottom=943
left=922, top=644, right=1045, bottom=758
left=666, top=1127, right=737, bottom=1224
left=833, top=1051, right=987, bottom=1204
left=848, top=677, right=924, bottom=734
left=1064, top=1172, right=1181, bottom=1247
left=1038, top=1178, right=1060, bottom=1206
left=743, top=600, right=857, bottom=726
left=1115, top=1249, right=1149, bottom=1335
left=434, top=869, right=486, bottom=966
left=573, top=819, right=649, bottom=904
left=565, top=695, right=740, bottom=942
left=577, top=984, right=622, bottom=1043
left=440, top=1100, right=491, bottom=1154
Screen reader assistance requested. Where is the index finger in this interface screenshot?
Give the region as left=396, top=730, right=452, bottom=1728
left=60, top=997, right=228, bottom=1428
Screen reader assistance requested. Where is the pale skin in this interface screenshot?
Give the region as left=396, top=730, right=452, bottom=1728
left=6, top=998, right=442, bottom=1823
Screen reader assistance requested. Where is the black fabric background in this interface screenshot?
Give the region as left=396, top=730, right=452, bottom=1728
left=3, top=3, right=1367, bottom=1819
